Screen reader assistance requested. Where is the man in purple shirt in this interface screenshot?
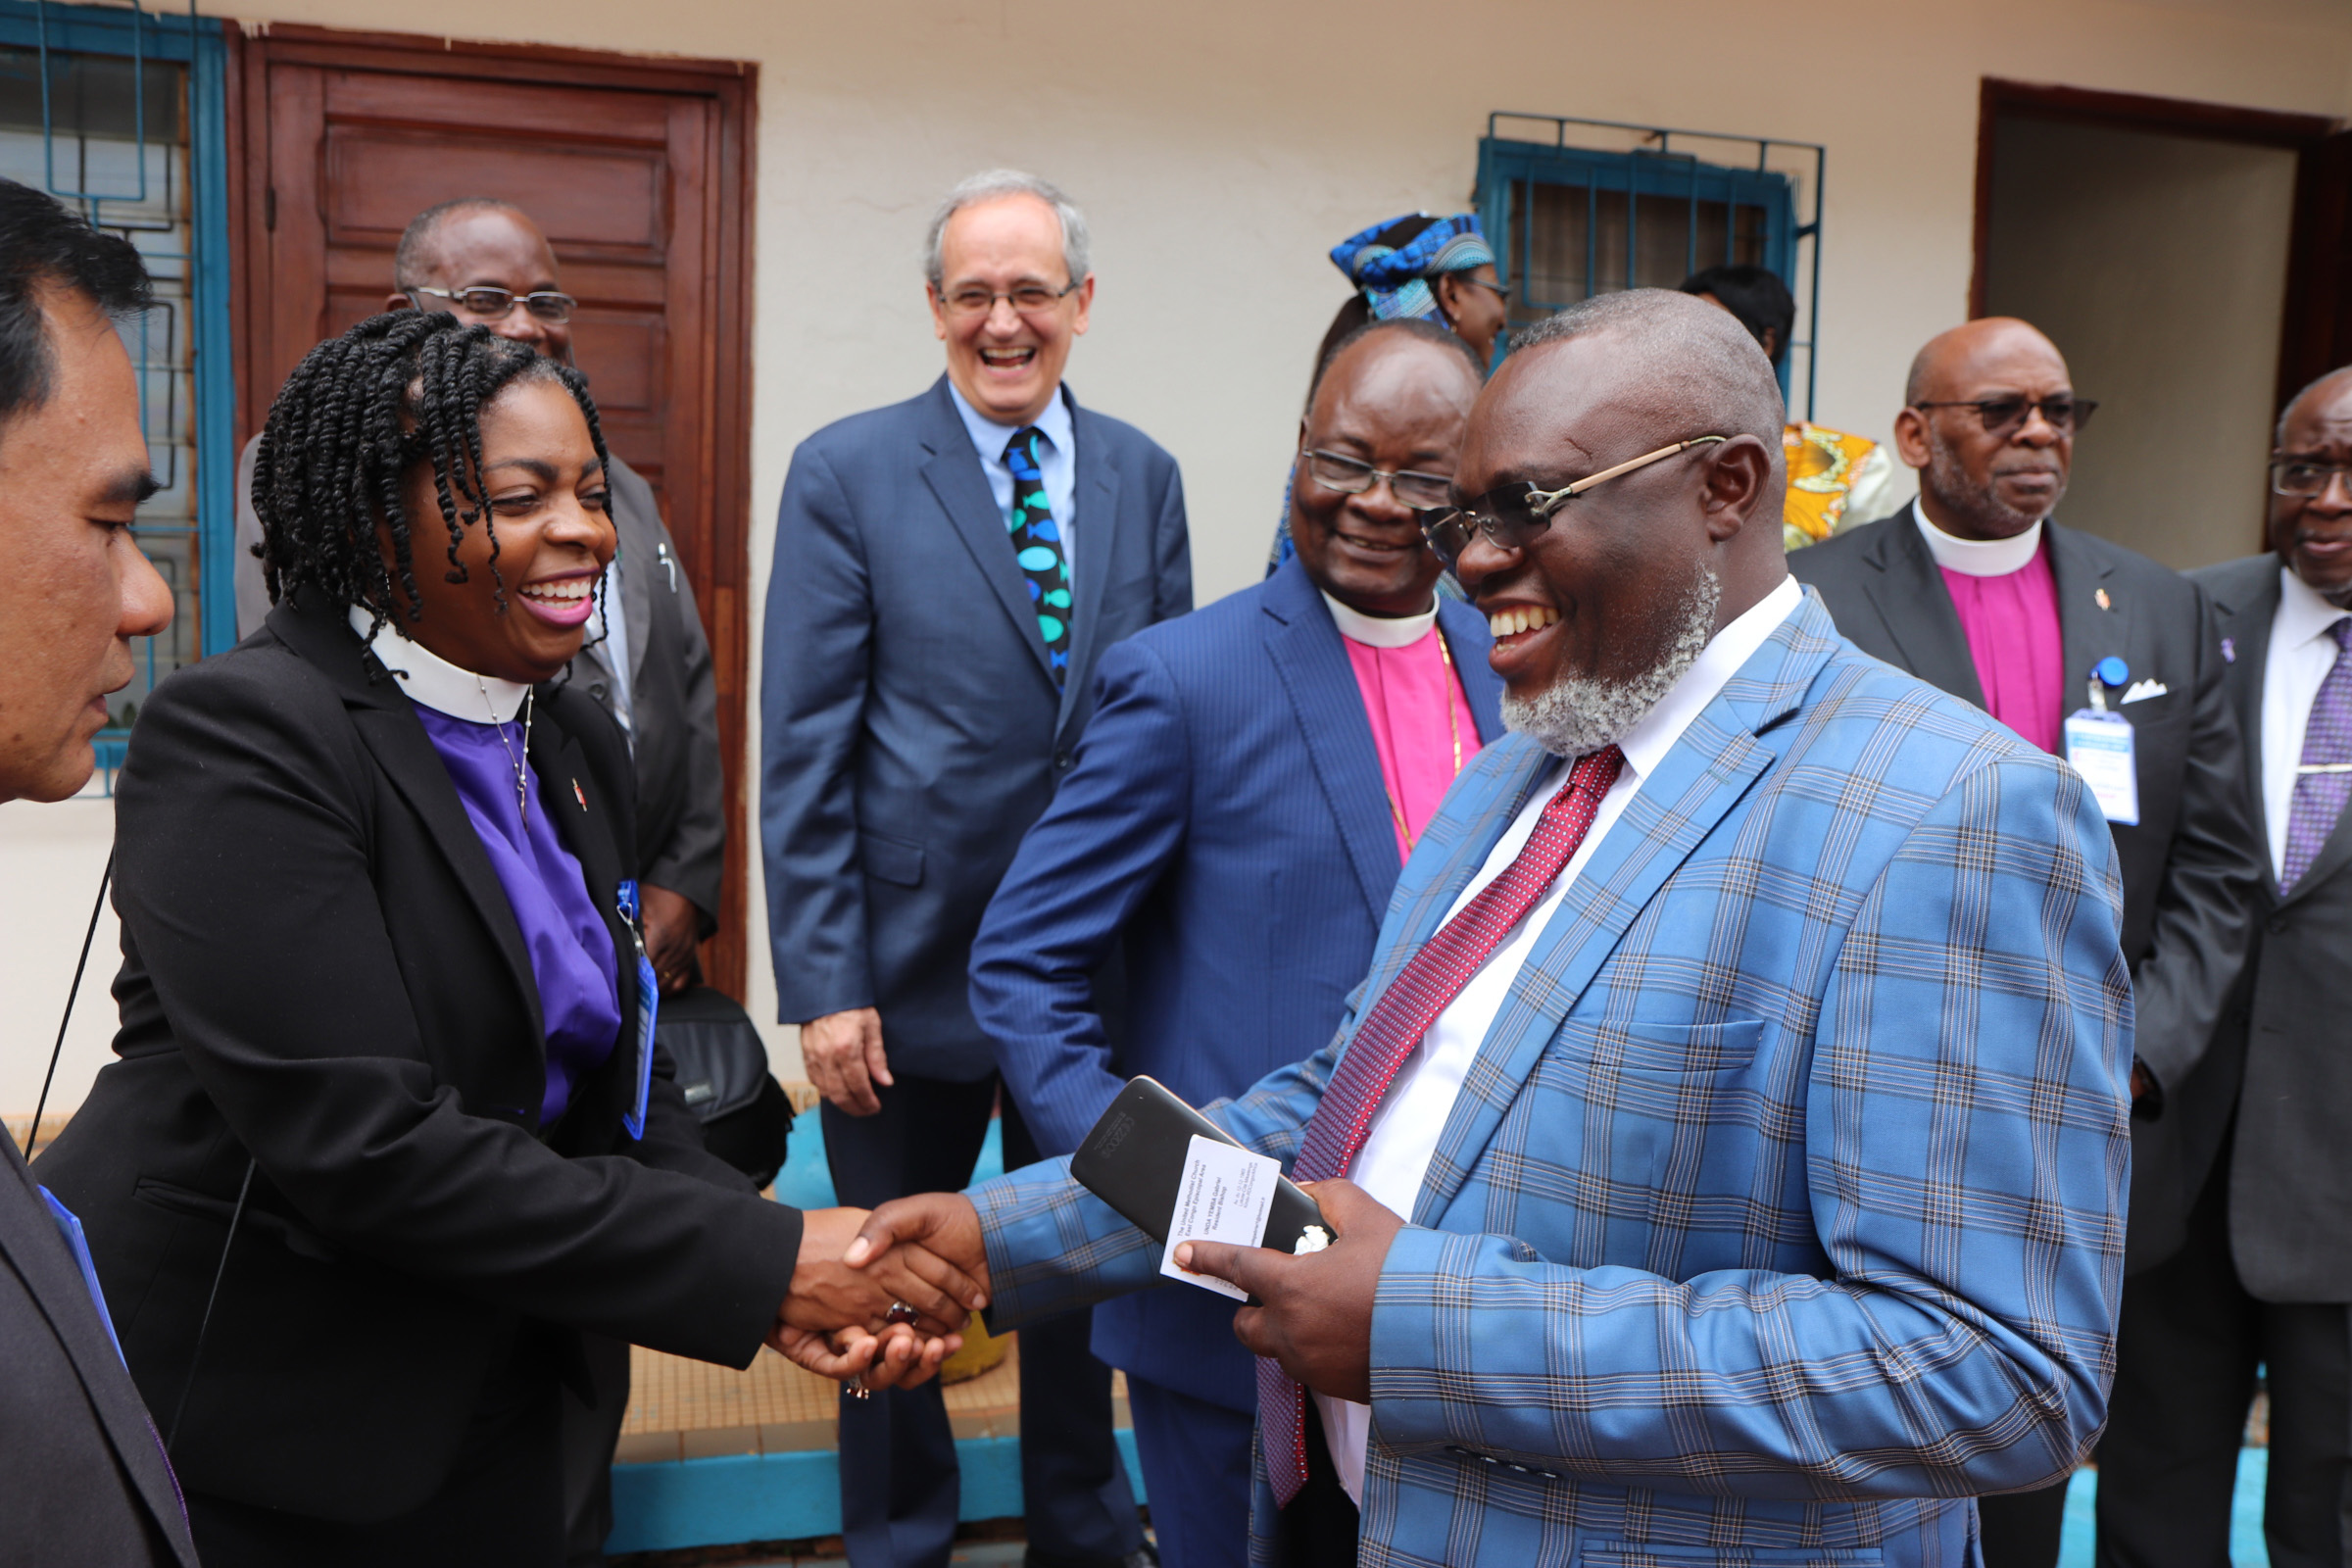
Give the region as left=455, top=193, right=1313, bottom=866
left=1791, top=317, right=2266, bottom=1568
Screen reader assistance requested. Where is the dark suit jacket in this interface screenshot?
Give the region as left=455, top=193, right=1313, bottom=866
left=761, top=376, right=1192, bottom=1078
left=2193, top=555, right=2352, bottom=1301
left=971, top=556, right=1502, bottom=1409
left=34, top=594, right=800, bottom=1522
left=577, top=457, right=726, bottom=927
left=238, top=439, right=725, bottom=926
left=0, top=1134, right=198, bottom=1566
left=1794, top=505, right=2265, bottom=1269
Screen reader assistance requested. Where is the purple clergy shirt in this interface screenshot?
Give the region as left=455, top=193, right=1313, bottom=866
left=1938, top=546, right=2064, bottom=756
left=413, top=707, right=622, bottom=1125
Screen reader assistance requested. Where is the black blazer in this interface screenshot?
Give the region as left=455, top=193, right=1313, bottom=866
left=0, top=1133, right=198, bottom=1566
left=2192, top=555, right=2352, bottom=1301
left=239, top=442, right=726, bottom=929
left=33, top=594, right=802, bottom=1523
left=1793, top=506, right=2266, bottom=1269
left=761, top=376, right=1192, bottom=1077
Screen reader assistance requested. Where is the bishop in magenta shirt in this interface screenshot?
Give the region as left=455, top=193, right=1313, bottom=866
left=1323, top=591, right=1484, bottom=859
left=1916, top=506, right=2065, bottom=756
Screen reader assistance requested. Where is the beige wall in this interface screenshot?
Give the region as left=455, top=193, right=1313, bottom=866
left=1985, top=116, right=2300, bottom=570
left=6, top=0, right=2351, bottom=1106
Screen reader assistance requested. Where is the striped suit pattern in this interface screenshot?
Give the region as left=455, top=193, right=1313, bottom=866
left=968, top=590, right=2133, bottom=1568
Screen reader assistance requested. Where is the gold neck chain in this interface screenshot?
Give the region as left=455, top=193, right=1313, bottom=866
left=1383, top=629, right=1462, bottom=856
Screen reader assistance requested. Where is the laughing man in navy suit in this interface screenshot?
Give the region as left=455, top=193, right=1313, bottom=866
left=970, top=318, right=1501, bottom=1568
left=762, top=170, right=1188, bottom=1568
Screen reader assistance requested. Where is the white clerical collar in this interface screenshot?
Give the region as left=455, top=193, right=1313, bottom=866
left=2276, top=563, right=2352, bottom=651
left=1321, top=590, right=1439, bottom=649
left=349, top=606, right=528, bottom=722
left=1913, top=501, right=2044, bottom=577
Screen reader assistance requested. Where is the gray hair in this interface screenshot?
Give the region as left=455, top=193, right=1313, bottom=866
left=922, top=170, right=1090, bottom=291
left=2278, top=365, right=2352, bottom=446
left=1507, top=288, right=1787, bottom=452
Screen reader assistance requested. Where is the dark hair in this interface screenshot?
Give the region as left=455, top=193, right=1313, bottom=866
left=1678, top=264, right=1794, bottom=368
left=0, top=178, right=155, bottom=435
left=1307, top=315, right=1486, bottom=411
left=393, top=196, right=531, bottom=290
left=252, top=310, right=611, bottom=641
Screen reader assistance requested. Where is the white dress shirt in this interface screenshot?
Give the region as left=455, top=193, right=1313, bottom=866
left=583, top=550, right=633, bottom=735
left=948, top=379, right=1078, bottom=573
left=1313, top=573, right=1806, bottom=1504
left=2261, top=565, right=2351, bottom=880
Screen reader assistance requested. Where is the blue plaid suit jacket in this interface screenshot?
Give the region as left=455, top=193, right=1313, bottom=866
left=970, top=591, right=2133, bottom=1568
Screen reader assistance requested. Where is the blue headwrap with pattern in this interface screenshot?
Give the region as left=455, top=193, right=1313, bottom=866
left=1330, top=213, right=1495, bottom=322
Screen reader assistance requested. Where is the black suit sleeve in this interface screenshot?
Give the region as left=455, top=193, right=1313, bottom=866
left=113, top=660, right=800, bottom=1367
left=2130, top=584, right=2268, bottom=1097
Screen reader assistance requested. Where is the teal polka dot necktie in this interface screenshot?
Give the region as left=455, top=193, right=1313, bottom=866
left=1004, top=426, right=1072, bottom=685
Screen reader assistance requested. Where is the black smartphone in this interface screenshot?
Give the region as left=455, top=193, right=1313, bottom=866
left=1070, top=1076, right=1328, bottom=1256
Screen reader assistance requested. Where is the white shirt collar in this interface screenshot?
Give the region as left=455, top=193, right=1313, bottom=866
left=1912, top=500, right=2044, bottom=577
left=349, top=606, right=529, bottom=722
left=1321, top=590, right=1439, bottom=649
left=947, top=377, right=1074, bottom=462
left=1614, top=574, right=1805, bottom=784
left=2277, top=563, right=2351, bottom=650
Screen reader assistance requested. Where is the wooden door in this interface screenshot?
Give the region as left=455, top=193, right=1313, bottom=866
left=2280, top=130, right=2352, bottom=414
left=230, top=26, right=757, bottom=996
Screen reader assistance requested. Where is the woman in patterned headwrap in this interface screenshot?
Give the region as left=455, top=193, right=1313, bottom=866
left=1272, top=212, right=1507, bottom=572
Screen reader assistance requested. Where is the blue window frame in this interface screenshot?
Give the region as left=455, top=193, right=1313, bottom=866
left=0, top=0, right=233, bottom=743
left=1476, top=113, right=1825, bottom=418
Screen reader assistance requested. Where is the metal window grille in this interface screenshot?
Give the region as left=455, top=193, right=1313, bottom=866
left=1476, top=113, right=1827, bottom=419
left=0, top=0, right=229, bottom=786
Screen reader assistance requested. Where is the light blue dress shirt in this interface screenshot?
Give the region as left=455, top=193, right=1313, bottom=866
left=947, top=379, right=1078, bottom=572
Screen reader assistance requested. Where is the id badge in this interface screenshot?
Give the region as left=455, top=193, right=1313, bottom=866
left=2063, top=710, right=2139, bottom=825
left=616, top=879, right=660, bottom=1140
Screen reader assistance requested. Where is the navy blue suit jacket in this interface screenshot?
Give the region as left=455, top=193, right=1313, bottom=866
left=970, top=556, right=1502, bottom=1407
left=761, top=377, right=1191, bottom=1078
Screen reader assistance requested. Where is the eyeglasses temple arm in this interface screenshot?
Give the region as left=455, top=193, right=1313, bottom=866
left=1537, top=436, right=1730, bottom=512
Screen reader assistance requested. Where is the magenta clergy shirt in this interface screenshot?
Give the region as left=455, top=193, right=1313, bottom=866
left=1324, top=593, right=1484, bottom=861
left=1923, top=509, right=2065, bottom=756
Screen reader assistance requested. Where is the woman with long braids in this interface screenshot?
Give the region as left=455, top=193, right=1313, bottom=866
left=33, top=311, right=979, bottom=1564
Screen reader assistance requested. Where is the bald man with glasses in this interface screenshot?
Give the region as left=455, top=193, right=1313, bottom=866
left=1791, top=317, right=2266, bottom=1568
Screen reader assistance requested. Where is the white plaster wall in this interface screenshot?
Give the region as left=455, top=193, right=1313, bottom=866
left=1984, top=118, right=2300, bottom=572
left=5, top=0, right=2351, bottom=1106
left=0, top=799, right=122, bottom=1118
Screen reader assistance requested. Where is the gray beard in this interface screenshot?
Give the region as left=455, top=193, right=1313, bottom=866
left=1500, top=567, right=1722, bottom=758
left=1924, top=422, right=2058, bottom=537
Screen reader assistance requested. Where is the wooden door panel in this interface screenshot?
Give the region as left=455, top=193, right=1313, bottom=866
left=233, top=28, right=757, bottom=998
left=321, top=69, right=680, bottom=146
left=322, top=132, right=671, bottom=257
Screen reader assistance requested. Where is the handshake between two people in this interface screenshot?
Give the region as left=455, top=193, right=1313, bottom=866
left=802, top=1177, right=1407, bottom=1403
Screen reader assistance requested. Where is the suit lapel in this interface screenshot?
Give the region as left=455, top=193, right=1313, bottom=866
left=613, top=469, right=659, bottom=690
left=2046, top=520, right=2120, bottom=717
left=1866, top=506, right=1985, bottom=707
left=1058, top=390, right=1120, bottom=733
left=1410, top=596, right=1834, bottom=1222
left=915, top=378, right=1056, bottom=690
left=1436, top=596, right=1507, bottom=744
left=272, top=600, right=545, bottom=1044
left=1263, top=563, right=1399, bottom=921
left=3, top=1139, right=197, bottom=1564
left=2212, top=564, right=2279, bottom=863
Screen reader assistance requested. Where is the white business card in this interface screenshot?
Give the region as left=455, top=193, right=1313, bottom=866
left=1157, top=1133, right=1279, bottom=1300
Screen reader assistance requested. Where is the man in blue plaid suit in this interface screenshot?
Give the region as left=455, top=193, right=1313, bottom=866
left=846, top=290, right=2134, bottom=1568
